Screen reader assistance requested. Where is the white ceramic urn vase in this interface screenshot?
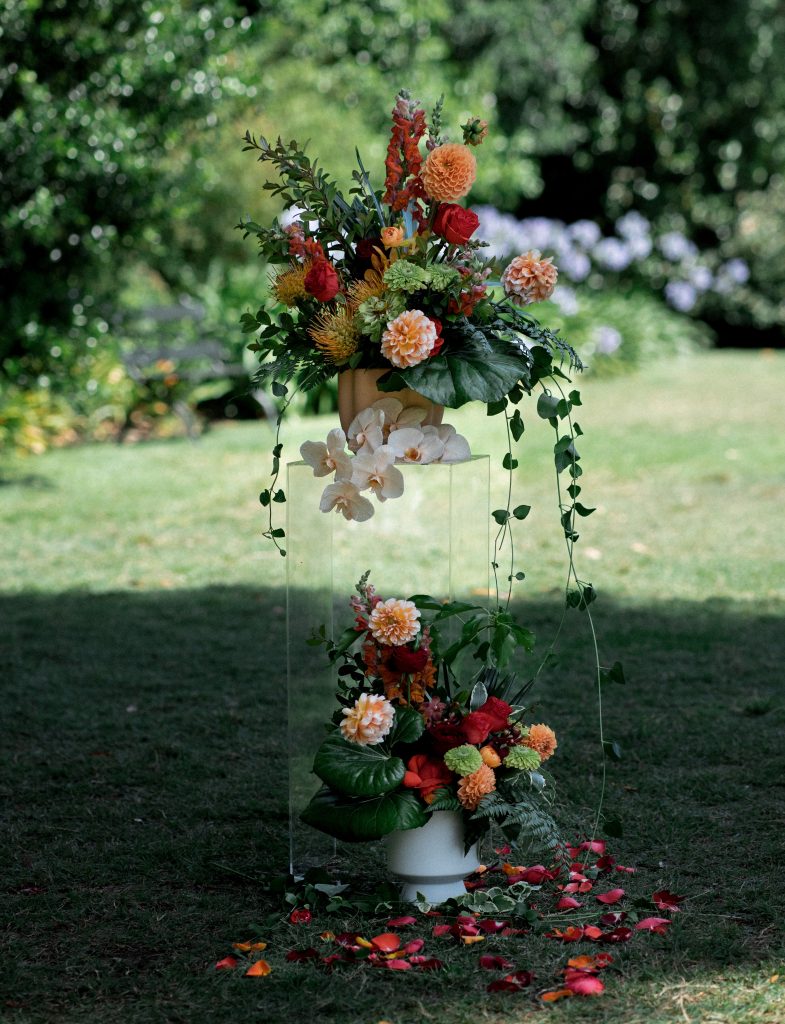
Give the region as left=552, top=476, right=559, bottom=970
left=385, top=810, right=480, bottom=903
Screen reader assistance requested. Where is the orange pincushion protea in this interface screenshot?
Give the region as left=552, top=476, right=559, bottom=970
left=421, top=143, right=477, bottom=202
left=501, top=251, right=558, bottom=306
left=523, top=723, right=558, bottom=762
left=457, top=763, right=496, bottom=810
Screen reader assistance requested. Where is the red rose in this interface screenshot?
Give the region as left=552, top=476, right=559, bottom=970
left=304, top=258, right=340, bottom=302
left=475, top=697, right=513, bottom=733
left=460, top=711, right=495, bottom=746
left=427, top=316, right=445, bottom=357
left=432, top=203, right=480, bottom=246
left=427, top=721, right=469, bottom=754
left=390, top=646, right=430, bottom=673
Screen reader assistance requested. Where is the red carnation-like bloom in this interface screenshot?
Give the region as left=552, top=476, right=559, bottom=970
left=402, top=753, right=454, bottom=803
left=475, top=697, right=513, bottom=732
left=390, top=646, right=430, bottom=673
left=304, top=258, right=340, bottom=302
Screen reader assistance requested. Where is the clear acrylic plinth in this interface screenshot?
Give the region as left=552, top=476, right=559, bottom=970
left=286, top=456, right=490, bottom=878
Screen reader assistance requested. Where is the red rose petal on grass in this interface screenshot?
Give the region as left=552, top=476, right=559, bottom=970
left=564, top=970, right=604, bottom=996
left=567, top=953, right=613, bottom=970
left=479, top=954, right=516, bottom=970
left=374, top=958, right=411, bottom=971
left=615, top=864, right=636, bottom=874
left=500, top=927, right=529, bottom=937
left=556, top=896, right=583, bottom=911
left=595, top=855, right=615, bottom=871
left=403, top=939, right=425, bottom=954
left=583, top=926, right=604, bottom=941
left=215, top=956, right=238, bottom=970
left=547, top=926, right=585, bottom=942
left=600, top=911, right=627, bottom=926
left=285, top=947, right=319, bottom=962
left=487, top=970, right=534, bottom=993
left=519, top=865, right=551, bottom=885
left=370, top=933, right=401, bottom=953
left=244, top=959, right=271, bottom=977
left=478, top=919, right=509, bottom=934
left=334, top=932, right=361, bottom=949
left=596, top=888, right=625, bottom=905
left=289, top=908, right=312, bottom=925
left=652, top=889, right=685, bottom=912
left=409, top=955, right=444, bottom=970
left=599, top=927, right=633, bottom=944
left=432, top=924, right=453, bottom=938
left=387, top=915, right=418, bottom=928
left=579, top=840, right=606, bottom=855
left=542, top=988, right=574, bottom=1002
left=636, top=917, right=671, bottom=935
left=495, top=844, right=512, bottom=856
left=321, top=953, right=348, bottom=971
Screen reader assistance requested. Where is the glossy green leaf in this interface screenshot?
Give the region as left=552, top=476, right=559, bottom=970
left=300, top=786, right=428, bottom=842
left=313, top=733, right=404, bottom=797
left=387, top=705, right=424, bottom=746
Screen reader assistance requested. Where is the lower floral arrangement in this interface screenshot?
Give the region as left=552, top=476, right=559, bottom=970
left=214, top=838, right=683, bottom=1004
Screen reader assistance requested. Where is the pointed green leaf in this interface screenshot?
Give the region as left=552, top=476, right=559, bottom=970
left=313, top=733, right=405, bottom=796
left=301, top=786, right=427, bottom=842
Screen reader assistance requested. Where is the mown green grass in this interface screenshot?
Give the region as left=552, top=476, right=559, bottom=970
left=2, top=351, right=784, bottom=1023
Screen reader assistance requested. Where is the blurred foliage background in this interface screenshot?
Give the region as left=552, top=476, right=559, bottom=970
left=2, top=0, right=784, bottom=452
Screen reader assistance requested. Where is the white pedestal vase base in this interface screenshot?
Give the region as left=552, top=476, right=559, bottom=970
left=385, top=810, right=480, bottom=903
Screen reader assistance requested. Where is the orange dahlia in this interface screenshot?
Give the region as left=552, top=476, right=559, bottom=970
left=523, top=723, right=558, bottom=762
left=501, top=251, right=558, bottom=306
left=380, top=309, right=437, bottom=368
left=421, top=143, right=477, bottom=202
left=340, top=693, right=395, bottom=745
left=457, top=763, right=496, bottom=810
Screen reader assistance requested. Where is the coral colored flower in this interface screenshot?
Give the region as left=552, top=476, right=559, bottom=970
left=402, top=753, right=453, bottom=803
left=432, top=203, right=480, bottom=245
left=381, top=309, right=438, bottom=368
left=319, top=480, right=375, bottom=521
left=369, top=597, right=421, bottom=646
left=422, top=143, right=477, bottom=202
left=523, top=723, right=558, bottom=761
left=501, top=250, right=558, bottom=306
left=304, top=258, right=340, bottom=302
left=381, top=226, right=407, bottom=248
left=340, top=692, right=395, bottom=745
left=457, top=763, right=496, bottom=809
left=300, top=427, right=353, bottom=481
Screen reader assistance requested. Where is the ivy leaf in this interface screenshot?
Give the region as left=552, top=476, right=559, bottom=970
left=271, top=381, right=288, bottom=398
left=240, top=312, right=260, bottom=334
left=486, top=398, right=507, bottom=416
left=492, top=509, right=511, bottom=525
left=259, top=489, right=271, bottom=507
left=313, top=733, right=405, bottom=797
left=574, top=503, right=596, bottom=517
left=600, top=661, right=627, bottom=686
left=509, top=409, right=525, bottom=441
left=502, top=452, right=518, bottom=470
left=512, top=505, right=531, bottom=520
left=272, top=489, right=287, bottom=503
left=301, top=786, right=427, bottom=842
left=603, top=740, right=623, bottom=761
left=537, top=393, right=560, bottom=421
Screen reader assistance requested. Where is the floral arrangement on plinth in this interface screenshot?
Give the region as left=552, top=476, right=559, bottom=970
left=240, top=91, right=582, bottom=551
left=301, top=574, right=562, bottom=857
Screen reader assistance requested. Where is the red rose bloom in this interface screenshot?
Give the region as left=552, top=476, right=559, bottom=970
left=391, top=646, right=430, bottom=673
left=459, top=710, right=496, bottom=746
left=427, top=316, right=445, bottom=357
left=475, top=697, right=513, bottom=732
left=427, top=721, right=469, bottom=754
left=432, top=203, right=480, bottom=246
left=304, top=258, right=340, bottom=302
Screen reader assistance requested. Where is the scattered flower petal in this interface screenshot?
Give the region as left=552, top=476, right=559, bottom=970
left=652, top=889, right=685, bottom=912
left=541, top=988, right=574, bottom=1002
left=480, top=954, right=516, bottom=970
left=244, top=959, right=271, bottom=977
left=387, top=916, right=417, bottom=928
left=285, top=948, right=319, bottom=962
left=232, top=941, right=267, bottom=952
left=564, top=970, right=604, bottom=996
left=215, top=956, right=238, bottom=970
left=596, top=888, right=625, bottom=905
left=635, top=917, right=671, bottom=935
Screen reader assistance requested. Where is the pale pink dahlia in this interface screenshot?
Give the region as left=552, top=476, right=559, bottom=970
left=368, top=597, right=421, bottom=646
left=380, top=310, right=437, bottom=368
left=501, top=250, right=558, bottom=306
left=340, top=693, right=395, bottom=745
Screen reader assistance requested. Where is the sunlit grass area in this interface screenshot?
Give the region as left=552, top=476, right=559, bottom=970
left=2, top=351, right=784, bottom=1022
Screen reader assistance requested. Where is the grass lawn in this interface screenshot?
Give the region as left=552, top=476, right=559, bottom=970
left=2, top=350, right=784, bottom=1023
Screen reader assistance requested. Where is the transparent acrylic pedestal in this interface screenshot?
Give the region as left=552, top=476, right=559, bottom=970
left=286, top=456, right=490, bottom=877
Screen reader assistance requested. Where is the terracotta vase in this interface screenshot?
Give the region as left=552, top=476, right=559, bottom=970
left=385, top=810, right=480, bottom=903
left=337, top=368, right=444, bottom=434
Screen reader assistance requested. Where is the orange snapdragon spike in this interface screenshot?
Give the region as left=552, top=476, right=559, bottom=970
left=245, top=960, right=271, bottom=977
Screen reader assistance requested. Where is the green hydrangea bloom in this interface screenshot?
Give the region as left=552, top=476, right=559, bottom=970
left=383, top=260, right=431, bottom=294
left=504, top=745, right=542, bottom=770
left=356, top=294, right=407, bottom=342
left=427, top=264, right=461, bottom=292
left=444, top=744, right=484, bottom=776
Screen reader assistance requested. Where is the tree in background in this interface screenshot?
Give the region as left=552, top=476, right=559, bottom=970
left=0, top=0, right=255, bottom=371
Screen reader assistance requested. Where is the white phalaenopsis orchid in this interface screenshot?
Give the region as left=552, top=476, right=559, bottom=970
left=351, top=445, right=405, bottom=502
left=319, top=480, right=375, bottom=521
left=369, top=397, right=428, bottom=440
left=347, top=407, right=385, bottom=453
left=434, top=424, right=472, bottom=463
left=386, top=426, right=445, bottom=464
left=300, top=428, right=353, bottom=480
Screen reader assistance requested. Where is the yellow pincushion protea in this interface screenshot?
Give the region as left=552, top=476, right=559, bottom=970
left=340, top=693, right=395, bottom=745
left=348, top=268, right=387, bottom=305
left=272, top=263, right=309, bottom=306
left=309, top=306, right=359, bottom=364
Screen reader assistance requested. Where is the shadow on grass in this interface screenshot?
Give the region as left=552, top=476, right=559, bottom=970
left=2, top=586, right=784, bottom=1020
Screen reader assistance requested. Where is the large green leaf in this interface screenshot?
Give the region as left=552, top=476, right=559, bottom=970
left=313, top=732, right=405, bottom=797
left=300, top=786, right=428, bottom=842
left=378, top=335, right=527, bottom=408
left=387, top=705, right=424, bottom=746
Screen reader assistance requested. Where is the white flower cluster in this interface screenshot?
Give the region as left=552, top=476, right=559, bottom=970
left=299, top=397, right=471, bottom=522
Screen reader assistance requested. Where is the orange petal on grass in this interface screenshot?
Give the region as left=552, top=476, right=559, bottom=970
left=244, top=959, right=271, bottom=977
left=460, top=935, right=485, bottom=945
left=215, top=956, right=238, bottom=970
left=567, top=954, right=598, bottom=970
left=356, top=936, right=374, bottom=949
left=371, top=933, right=401, bottom=953
left=232, top=941, right=267, bottom=952
left=319, top=930, right=335, bottom=941
left=542, top=988, right=574, bottom=1002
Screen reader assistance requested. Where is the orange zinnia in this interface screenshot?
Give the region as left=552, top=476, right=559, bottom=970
left=421, top=143, right=477, bottom=202
left=523, top=723, right=558, bottom=761
left=457, top=764, right=496, bottom=810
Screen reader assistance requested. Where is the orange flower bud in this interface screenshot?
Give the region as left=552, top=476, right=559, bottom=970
left=479, top=745, right=502, bottom=768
